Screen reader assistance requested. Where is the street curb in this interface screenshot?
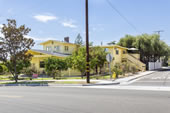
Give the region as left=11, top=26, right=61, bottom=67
left=0, top=83, right=83, bottom=87
left=0, top=71, right=156, bottom=87
left=127, top=71, right=156, bottom=82
left=0, top=84, right=49, bottom=87
left=82, top=82, right=120, bottom=86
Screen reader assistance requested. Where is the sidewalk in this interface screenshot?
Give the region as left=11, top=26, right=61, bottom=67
left=0, top=71, right=155, bottom=87
left=84, top=71, right=155, bottom=86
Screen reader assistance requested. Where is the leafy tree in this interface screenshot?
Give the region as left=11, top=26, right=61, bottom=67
left=107, top=41, right=116, bottom=45
left=117, top=35, right=136, bottom=48
left=0, top=63, right=8, bottom=74
left=75, top=33, right=83, bottom=45
left=117, top=33, right=170, bottom=67
left=7, top=60, right=31, bottom=75
left=44, top=57, right=68, bottom=79
left=90, top=46, right=107, bottom=74
left=0, top=19, right=35, bottom=82
left=89, top=42, right=94, bottom=46
left=67, top=47, right=86, bottom=78
left=68, top=47, right=107, bottom=77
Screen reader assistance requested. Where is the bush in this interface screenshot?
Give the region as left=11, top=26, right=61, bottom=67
left=111, top=63, right=138, bottom=78
left=0, top=64, right=8, bottom=75
left=44, top=58, right=68, bottom=79
left=112, top=63, right=122, bottom=78
left=130, top=65, right=138, bottom=74
left=23, top=66, right=38, bottom=80
left=121, top=63, right=130, bottom=76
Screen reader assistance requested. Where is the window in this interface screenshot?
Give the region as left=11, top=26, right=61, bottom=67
left=123, top=50, right=126, bottom=54
left=104, top=48, right=109, bottom=52
left=46, top=46, right=52, bottom=51
left=65, top=46, right=69, bottom=51
left=116, top=50, right=119, bottom=55
left=40, top=61, right=45, bottom=68
left=54, top=46, right=60, bottom=52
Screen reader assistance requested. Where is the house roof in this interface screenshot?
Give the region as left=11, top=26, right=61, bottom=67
left=39, top=40, right=79, bottom=46
left=30, top=49, right=71, bottom=57
left=100, top=45, right=129, bottom=50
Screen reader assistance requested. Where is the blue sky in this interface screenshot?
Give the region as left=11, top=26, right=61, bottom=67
left=0, top=0, right=170, bottom=49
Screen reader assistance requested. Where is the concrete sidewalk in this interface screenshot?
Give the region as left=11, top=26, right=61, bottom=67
left=84, top=71, right=155, bottom=86
left=0, top=71, right=155, bottom=87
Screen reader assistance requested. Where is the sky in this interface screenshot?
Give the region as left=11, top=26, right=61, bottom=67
left=0, top=0, right=170, bottom=49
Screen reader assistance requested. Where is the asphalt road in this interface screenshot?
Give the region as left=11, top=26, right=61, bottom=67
left=129, top=69, right=170, bottom=86
left=0, top=86, right=170, bottom=113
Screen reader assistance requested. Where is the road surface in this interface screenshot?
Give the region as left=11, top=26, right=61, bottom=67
left=129, top=68, right=170, bottom=86
left=0, top=86, right=170, bottom=113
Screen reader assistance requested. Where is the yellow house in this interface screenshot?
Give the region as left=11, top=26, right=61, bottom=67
left=168, top=58, right=170, bottom=66
left=27, top=37, right=145, bottom=74
left=101, top=45, right=146, bottom=71
left=27, top=37, right=79, bottom=72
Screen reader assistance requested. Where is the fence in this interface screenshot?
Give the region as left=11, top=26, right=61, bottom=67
left=148, top=62, right=162, bottom=70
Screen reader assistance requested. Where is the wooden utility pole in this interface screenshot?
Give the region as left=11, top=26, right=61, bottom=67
left=154, top=30, right=164, bottom=36
left=85, top=0, right=90, bottom=83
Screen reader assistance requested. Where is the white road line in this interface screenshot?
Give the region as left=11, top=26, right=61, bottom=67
left=50, top=85, right=170, bottom=92
left=0, top=95, right=23, bottom=98
left=134, top=81, right=170, bottom=83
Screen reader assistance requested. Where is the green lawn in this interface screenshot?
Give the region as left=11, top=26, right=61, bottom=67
left=0, top=81, right=96, bottom=85
left=0, top=74, right=111, bottom=81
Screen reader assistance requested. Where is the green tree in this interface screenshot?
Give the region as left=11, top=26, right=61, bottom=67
left=0, top=19, right=35, bottom=82
left=68, top=47, right=107, bottom=78
left=118, top=33, right=170, bottom=67
left=67, top=47, right=86, bottom=78
left=0, top=63, right=8, bottom=74
left=117, top=35, right=136, bottom=48
left=75, top=33, right=83, bottom=45
left=90, top=46, right=107, bottom=74
left=44, top=57, right=68, bottom=79
left=107, top=41, right=116, bottom=45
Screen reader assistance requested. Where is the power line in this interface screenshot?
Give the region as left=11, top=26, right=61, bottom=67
left=106, top=0, right=140, bottom=33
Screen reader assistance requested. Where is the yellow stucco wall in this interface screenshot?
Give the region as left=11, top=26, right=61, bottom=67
left=102, top=45, right=128, bottom=67
left=40, top=40, right=78, bottom=54
left=27, top=50, right=63, bottom=72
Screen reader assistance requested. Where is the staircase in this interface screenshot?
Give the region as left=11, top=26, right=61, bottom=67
left=122, top=54, right=146, bottom=71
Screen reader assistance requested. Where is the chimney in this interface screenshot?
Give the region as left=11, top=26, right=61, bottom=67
left=64, top=37, right=69, bottom=43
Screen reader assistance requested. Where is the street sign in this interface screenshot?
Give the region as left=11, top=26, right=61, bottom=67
left=106, top=53, right=112, bottom=62
left=106, top=53, right=113, bottom=79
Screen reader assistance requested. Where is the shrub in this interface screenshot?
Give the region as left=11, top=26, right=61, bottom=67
left=130, top=65, right=138, bottom=74
left=23, top=66, right=38, bottom=80
left=44, top=57, right=68, bottom=79
left=121, top=63, right=130, bottom=76
left=0, top=64, right=8, bottom=75
left=112, top=63, right=123, bottom=78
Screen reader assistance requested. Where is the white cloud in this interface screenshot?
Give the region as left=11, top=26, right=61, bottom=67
left=33, top=15, right=57, bottom=23
left=90, top=24, right=104, bottom=32
left=61, top=20, right=77, bottom=28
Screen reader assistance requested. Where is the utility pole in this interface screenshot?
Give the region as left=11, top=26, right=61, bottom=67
left=154, top=30, right=164, bottom=36
left=85, top=0, right=90, bottom=83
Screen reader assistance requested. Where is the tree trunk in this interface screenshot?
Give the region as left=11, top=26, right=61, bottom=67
left=81, top=72, right=84, bottom=79
left=14, top=64, right=18, bottom=83
left=53, top=75, right=55, bottom=79
left=95, top=65, right=98, bottom=74
left=14, top=74, right=18, bottom=83
left=99, top=66, right=102, bottom=74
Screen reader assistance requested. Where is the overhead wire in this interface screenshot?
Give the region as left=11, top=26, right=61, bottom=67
left=106, top=0, right=141, bottom=33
